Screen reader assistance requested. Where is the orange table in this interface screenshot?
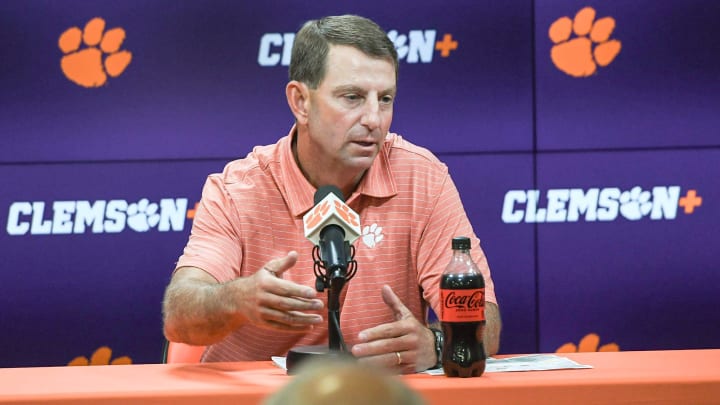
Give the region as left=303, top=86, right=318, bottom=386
left=1, top=350, right=718, bottom=404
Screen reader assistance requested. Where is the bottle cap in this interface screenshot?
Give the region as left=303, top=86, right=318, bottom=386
left=451, top=236, right=471, bottom=250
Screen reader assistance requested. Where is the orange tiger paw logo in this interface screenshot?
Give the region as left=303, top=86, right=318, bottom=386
left=549, top=7, right=621, bottom=77
left=68, top=346, right=132, bottom=366
left=59, top=17, right=132, bottom=87
left=334, top=200, right=359, bottom=227
left=556, top=333, right=620, bottom=353
left=305, top=201, right=331, bottom=229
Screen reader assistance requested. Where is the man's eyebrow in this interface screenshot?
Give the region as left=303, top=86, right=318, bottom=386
left=332, top=85, right=397, bottom=96
left=333, top=85, right=364, bottom=94
left=383, top=86, right=398, bottom=97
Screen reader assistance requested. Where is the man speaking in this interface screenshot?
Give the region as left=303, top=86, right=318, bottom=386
left=162, top=14, right=501, bottom=373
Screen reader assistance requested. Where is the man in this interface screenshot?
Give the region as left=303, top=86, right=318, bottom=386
left=163, top=14, right=500, bottom=373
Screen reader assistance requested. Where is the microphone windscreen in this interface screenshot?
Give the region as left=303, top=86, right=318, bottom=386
left=315, top=185, right=344, bottom=205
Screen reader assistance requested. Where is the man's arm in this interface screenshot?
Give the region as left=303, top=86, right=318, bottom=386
left=162, top=252, right=324, bottom=346
left=162, top=266, right=244, bottom=345
left=428, top=301, right=501, bottom=359
left=484, top=301, right=501, bottom=356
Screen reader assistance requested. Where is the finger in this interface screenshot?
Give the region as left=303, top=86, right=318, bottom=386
left=355, top=351, right=416, bottom=374
left=258, top=307, right=324, bottom=329
left=381, top=285, right=413, bottom=321
left=260, top=276, right=319, bottom=301
left=257, top=291, right=324, bottom=312
left=356, top=321, right=403, bottom=343
left=355, top=286, right=412, bottom=343
left=263, top=251, right=299, bottom=276
left=263, top=322, right=316, bottom=332
left=355, top=351, right=401, bottom=367
left=353, top=333, right=409, bottom=356
left=263, top=318, right=321, bottom=332
left=257, top=252, right=317, bottom=299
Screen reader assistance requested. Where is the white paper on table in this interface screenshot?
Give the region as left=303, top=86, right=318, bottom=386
left=423, top=354, right=593, bottom=375
left=271, top=354, right=592, bottom=375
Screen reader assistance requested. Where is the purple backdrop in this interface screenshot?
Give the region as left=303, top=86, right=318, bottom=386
left=536, top=149, right=719, bottom=350
left=1, top=0, right=718, bottom=367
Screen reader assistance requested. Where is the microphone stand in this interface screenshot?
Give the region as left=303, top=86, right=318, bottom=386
left=285, top=243, right=357, bottom=374
left=327, top=275, right=345, bottom=351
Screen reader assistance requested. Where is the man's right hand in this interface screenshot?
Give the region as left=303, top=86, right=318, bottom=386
left=234, top=251, right=324, bottom=331
left=162, top=251, right=324, bottom=345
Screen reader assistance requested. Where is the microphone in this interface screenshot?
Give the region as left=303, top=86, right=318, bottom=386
left=303, top=186, right=361, bottom=283
left=287, top=185, right=361, bottom=372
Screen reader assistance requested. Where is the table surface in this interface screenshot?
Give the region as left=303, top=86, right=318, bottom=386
left=1, top=349, right=719, bottom=404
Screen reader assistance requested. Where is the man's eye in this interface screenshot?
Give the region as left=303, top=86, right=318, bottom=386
left=344, top=94, right=360, bottom=101
left=381, top=96, right=394, bottom=104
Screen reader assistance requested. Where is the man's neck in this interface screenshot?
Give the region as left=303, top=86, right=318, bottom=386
left=291, top=131, right=365, bottom=199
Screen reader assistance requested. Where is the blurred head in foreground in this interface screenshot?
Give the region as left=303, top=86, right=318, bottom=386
left=263, top=358, right=426, bottom=405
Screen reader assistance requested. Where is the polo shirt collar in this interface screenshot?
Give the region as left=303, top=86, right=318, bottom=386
left=354, top=132, right=397, bottom=200
left=279, top=126, right=397, bottom=217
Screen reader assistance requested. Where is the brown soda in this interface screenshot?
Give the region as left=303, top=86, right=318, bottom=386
left=439, top=237, right=486, bottom=377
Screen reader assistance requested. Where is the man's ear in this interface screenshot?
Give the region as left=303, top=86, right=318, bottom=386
left=286, top=81, right=310, bottom=125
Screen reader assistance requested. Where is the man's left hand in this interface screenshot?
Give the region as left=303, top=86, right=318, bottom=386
left=351, top=285, right=436, bottom=373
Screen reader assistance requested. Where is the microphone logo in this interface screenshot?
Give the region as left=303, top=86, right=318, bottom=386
left=305, top=200, right=331, bottom=229
left=303, top=192, right=361, bottom=245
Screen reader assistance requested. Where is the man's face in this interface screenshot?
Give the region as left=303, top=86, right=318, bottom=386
left=305, top=44, right=396, bottom=175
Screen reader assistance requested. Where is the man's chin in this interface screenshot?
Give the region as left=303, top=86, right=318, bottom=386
left=341, top=156, right=374, bottom=173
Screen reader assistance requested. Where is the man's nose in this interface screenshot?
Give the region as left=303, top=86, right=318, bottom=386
left=360, top=98, right=381, bottom=130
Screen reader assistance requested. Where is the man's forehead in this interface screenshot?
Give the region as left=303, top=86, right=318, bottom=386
left=323, top=45, right=396, bottom=87
left=326, top=44, right=394, bottom=69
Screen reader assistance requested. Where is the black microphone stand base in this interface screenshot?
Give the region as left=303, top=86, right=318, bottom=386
left=285, top=345, right=354, bottom=375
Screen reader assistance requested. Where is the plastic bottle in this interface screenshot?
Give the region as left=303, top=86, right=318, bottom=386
left=440, top=236, right=486, bottom=377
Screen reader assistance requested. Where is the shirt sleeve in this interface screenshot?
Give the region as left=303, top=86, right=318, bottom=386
left=416, top=172, right=498, bottom=317
left=175, top=174, right=243, bottom=283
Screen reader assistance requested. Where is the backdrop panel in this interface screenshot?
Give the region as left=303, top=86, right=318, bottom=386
left=535, top=149, right=718, bottom=352
left=0, top=160, right=224, bottom=367
left=0, top=0, right=533, bottom=164
left=535, top=0, right=720, bottom=150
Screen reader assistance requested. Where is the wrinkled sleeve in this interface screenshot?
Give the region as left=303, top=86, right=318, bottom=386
left=175, top=174, right=242, bottom=283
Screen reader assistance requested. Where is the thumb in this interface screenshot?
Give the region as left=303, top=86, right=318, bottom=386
left=381, top=284, right=413, bottom=321
left=262, top=251, right=298, bottom=277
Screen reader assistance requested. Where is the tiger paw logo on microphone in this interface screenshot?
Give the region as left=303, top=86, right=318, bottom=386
left=305, top=200, right=332, bottom=230
left=303, top=191, right=360, bottom=245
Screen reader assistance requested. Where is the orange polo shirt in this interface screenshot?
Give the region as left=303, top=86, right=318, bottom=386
left=176, top=127, right=497, bottom=362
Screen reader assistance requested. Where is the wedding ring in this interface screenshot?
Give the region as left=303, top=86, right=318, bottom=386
left=395, top=351, right=402, bottom=365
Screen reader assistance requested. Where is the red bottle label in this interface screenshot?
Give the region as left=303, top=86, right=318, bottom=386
left=440, top=288, right=485, bottom=322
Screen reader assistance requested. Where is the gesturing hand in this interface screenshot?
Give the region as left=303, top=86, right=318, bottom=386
left=351, top=285, right=436, bottom=373
left=233, top=251, right=324, bottom=331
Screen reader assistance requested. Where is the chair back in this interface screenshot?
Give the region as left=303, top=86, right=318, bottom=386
left=163, top=341, right=206, bottom=363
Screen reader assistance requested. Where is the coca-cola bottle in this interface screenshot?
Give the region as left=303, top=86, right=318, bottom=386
left=440, top=236, right=486, bottom=377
